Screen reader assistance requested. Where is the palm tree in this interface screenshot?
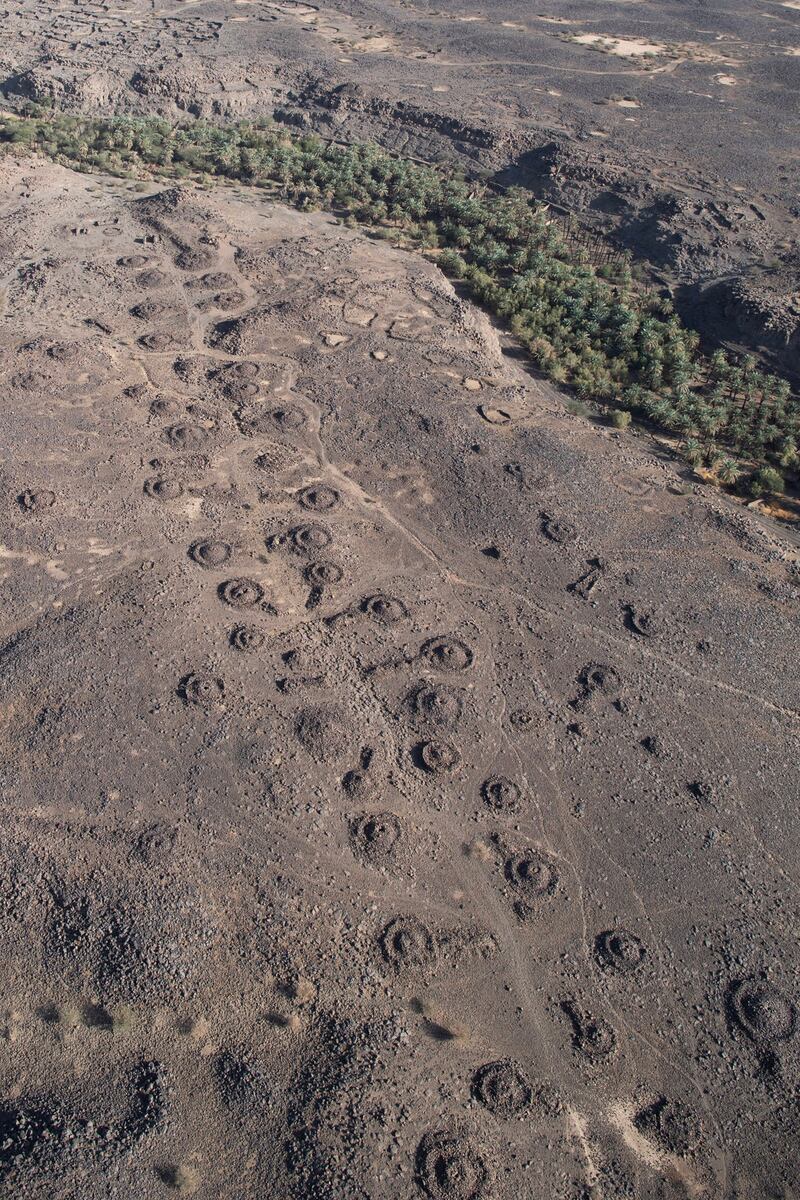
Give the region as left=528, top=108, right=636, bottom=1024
left=779, top=437, right=798, bottom=469
left=683, top=438, right=704, bottom=469
left=701, top=440, right=718, bottom=466
left=716, top=458, right=742, bottom=486
left=708, top=348, right=729, bottom=383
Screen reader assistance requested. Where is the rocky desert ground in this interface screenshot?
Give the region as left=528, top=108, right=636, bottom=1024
left=0, top=3, right=799, bottom=1199
left=2, top=0, right=799, bottom=373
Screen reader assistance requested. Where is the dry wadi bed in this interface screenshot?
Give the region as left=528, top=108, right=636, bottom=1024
left=0, top=157, right=798, bottom=1198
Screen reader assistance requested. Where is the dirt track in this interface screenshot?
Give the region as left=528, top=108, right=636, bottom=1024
left=0, top=156, right=798, bottom=1198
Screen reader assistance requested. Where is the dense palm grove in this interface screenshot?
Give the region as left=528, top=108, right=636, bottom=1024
left=2, top=111, right=796, bottom=495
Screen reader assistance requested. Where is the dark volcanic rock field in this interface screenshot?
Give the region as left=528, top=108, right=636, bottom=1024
left=0, top=156, right=798, bottom=1198
left=2, top=0, right=800, bottom=369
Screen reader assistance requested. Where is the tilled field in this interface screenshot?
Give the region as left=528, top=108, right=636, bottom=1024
left=0, top=157, right=798, bottom=1198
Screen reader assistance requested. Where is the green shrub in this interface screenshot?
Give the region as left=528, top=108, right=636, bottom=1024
left=749, top=466, right=785, bottom=497
left=438, top=247, right=467, bottom=278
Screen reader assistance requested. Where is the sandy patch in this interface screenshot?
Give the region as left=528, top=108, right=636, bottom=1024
left=715, top=73, right=736, bottom=84
left=569, top=32, right=741, bottom=65
left=256, top=2, right=409, bottom=54
left=343, top=303, right=377, bottom=327
left=352, top=34, right=393, bottom=51
left=572, top=33, right=664, bottom=57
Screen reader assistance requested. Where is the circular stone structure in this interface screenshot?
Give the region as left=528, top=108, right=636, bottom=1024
left=269, top=404, right=306, bottom=429
left=481, top=776, right=521, bottom=813
left=296, top=484, right=340, bottom=512
left=410, top=683, right=464, bottom=730
left=627, top=606, right=660, bottom=638
left=595, top=928, right=647, bottom=974
left=634, top=1096, right=702, bottom=1157
left=421, top=636, right=474, bottom=673
left=180, top=673, right=225, bottom=709
left=578, top=662, right=622, bottom=700
left=304, top=561, right=344, bottom=587
left=471, top=1059, right=533, bottom=1118
left=143, top=477, right=184, bottom=501
left=504, top=850, right=558, bottom=900
left=350, top=812, right=402, bottom=863
left=728, top=977, right=796, bottom=1044
left=415, top=1129, right=490, bottom=1200
left=361, top=594, right=408, bottom=624
left=189, top=539, right=232, bottom=569
left=542, top=515, right=578, bottom=544
left=229, top=625, right=265, bottom=652
left=379, top=915, right=436, bottom=972
left=290, top=524, right=333, bottom=555
left=567, top=1005, right=617, bottom=1062
left=164, top=423, right=206, bottom=451
left=418, top=740, right=460, bottom=775
left=218, top=578, right=265, bottom=609
left=18, top=489, right=56, bottom=513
